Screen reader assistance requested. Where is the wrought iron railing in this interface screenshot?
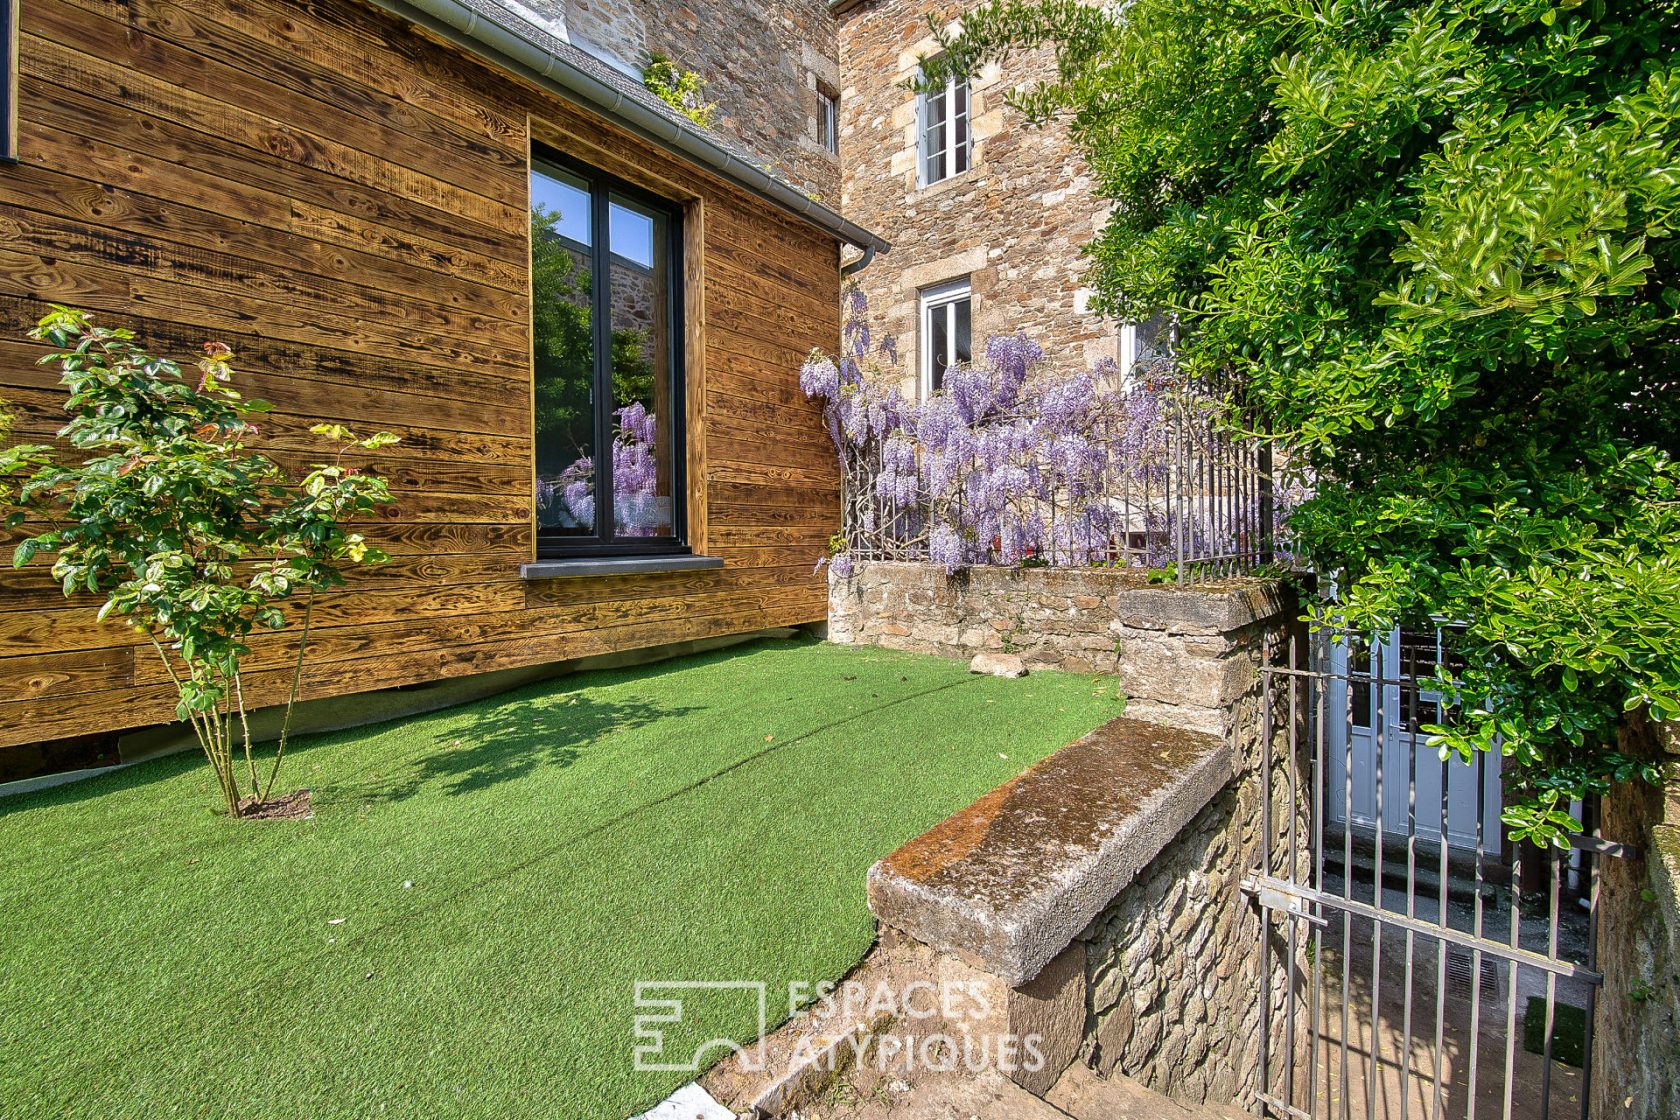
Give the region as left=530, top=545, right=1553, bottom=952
left=819, top=354, right=1281, bottom=584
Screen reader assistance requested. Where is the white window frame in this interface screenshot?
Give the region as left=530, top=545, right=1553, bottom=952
left=916, top=70, right=971, bottom=188
left=1117, top=314, right=1174, bottom=387
left=819, top=89, right=839, bottom=154
left=919, top=279, right=972, bottom=398
left=1118, top=322, right=1143, bottom=385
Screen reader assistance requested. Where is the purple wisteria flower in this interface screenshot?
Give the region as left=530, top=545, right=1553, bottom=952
left=799, top=286, right=1269, bottom=578
left=928, top=523, right=962, bottom=574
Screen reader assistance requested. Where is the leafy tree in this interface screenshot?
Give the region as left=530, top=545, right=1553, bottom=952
left=0, top=309, right=397, bottom=817
left=924, top=0, right=1680, bottom=842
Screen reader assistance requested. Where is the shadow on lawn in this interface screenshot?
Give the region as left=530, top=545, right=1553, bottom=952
left=2, top=637, right=801, bottom=816
left=338, top=687, right=700, bottom=804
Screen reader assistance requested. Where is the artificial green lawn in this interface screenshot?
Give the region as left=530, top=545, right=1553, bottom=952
left=0, top=637, right=1122, bottom=1119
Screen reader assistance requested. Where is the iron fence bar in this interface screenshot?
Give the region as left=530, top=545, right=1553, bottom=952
left=1309, top=653, right=1325, bottom=1120
left=1431, top=694, right=1450, bottom=1120
left=1339, top=654, right=1355, bottom=1120
left=1539, top=849, right=1561, bottom=1117
left=1175, top=394, right=1186, bottom=584
left=1400, top=640, right=1418, bottom=1120
left=1257, top=629, right=1276, bottom=1113
left=1259, top=663, right=1444, bottom=684
left=1579, top=819, right=1602, bottom=1120
left=1284, top=636, right=1301, bottom=1115
left=1244, top=876, right=1604, bottom=984
left=1568, top=834, right=1636, bottom=858
left=1502, top=837, right=1523, bottom=1120
left=1368, top=638, right=1387, bottom=1120
left=1467, top=741, right=1487, bottom=1120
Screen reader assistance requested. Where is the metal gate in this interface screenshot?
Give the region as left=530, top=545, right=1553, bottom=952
left=1244, top=629, right=1624, bottom=1120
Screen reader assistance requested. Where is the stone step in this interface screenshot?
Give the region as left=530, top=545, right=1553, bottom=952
left=699, top=931, right=942, bottom=1116
left=1047, top=1064, right=1248, bottom=1120
left=788, top=1064, right=1251, bottom=1120
left=793, top=1068, right=1077, bottom=1120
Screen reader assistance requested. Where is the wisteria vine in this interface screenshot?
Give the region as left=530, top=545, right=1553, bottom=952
left=801, top=287, right=1280, bottom=578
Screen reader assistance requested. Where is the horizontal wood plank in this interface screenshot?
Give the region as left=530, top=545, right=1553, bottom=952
left=0, top=0, right=843, bottom=753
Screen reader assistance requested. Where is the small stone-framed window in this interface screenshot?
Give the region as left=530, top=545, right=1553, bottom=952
left=1, top=0, right=17, bottom=164
left=818, top=86, right=840, bottom=154
left=916, top=64, right=971, bottom=187
left=1119, top=314, right=1172, bottom=381
left=920, top=279, right=972, bottom=396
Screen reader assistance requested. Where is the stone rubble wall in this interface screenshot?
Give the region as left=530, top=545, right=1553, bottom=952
left=829, top=561, right=1287, bottom=737
left=518, top=0, right=842, bottom=200
left=1592, top=714, right=1680, bottom=1120
left=1079, top=772, right=1303, bottom=1105
left=835, top=559, right=1309, bottom=1110
left=836, top=0, right=1121, bottom=396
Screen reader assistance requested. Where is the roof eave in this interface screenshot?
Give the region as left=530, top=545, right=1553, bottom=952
left=368, top=0, right=891, bottom=256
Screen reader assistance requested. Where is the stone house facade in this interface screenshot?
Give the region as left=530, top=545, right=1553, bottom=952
left=833, top=0, right=1127, bottom=397
left=516, top=0, right=1121, bottom=399
left=512, top=0, right=843, bottom=200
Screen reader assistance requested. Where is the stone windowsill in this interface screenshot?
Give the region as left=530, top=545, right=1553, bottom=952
left=866, top=716, right=1234, bottom=986
left=911, top=165, right=985, bottom=200
left=519, top=555, right=724, bottom=580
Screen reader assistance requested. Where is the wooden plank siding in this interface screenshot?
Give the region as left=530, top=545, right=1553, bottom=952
left=0, top=0, right=843, bottom=751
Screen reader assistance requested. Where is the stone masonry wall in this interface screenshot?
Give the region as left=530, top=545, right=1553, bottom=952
left=837, top=0, right=1118, bottom=396
left=1079, top=774, right=1301, bottom=1106
left=516, top=0, right=842, bottom=200
left=835, top=559, right=1309, bottom=1110
left=1592, top=713, right=1680, bottom=1120
left=828, top=561, right=1287, bottom=737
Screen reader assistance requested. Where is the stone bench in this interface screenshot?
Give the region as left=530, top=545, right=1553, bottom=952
left=869, top=716, right=1232, bottom=986
left=864, top=716, right=1236, bottom=1095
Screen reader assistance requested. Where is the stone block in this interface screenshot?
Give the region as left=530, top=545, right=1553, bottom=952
left=1092, top=996, right=1134, bottom=1076
left=935, top=944, right=1086, bottom=1096
left=1114, top=582, right=1289, bottom=635
left=1124, top=1007, right=1162, bottom=1064
left=970, top=652, right=1027, bottom=678
left=1114, top=637, right=1255, bottom=710
left=869, top=718, right=1233, bottom=986
left=1004, top=945, right=1087, bottom=1095
left=1121, top=699, right=1221, bottom=737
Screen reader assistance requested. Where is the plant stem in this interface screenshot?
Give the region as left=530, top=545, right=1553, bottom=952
left=262, top=589, right=314, bottom=803
left=235, top=673, right=258, bottom=801
left=148, top=634, right=227, bottom=807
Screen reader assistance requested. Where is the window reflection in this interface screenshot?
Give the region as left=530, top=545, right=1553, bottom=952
left=530, top=167, right=596, bottom=535
left=529, top=157, right=683, bottom=552
left=608, top=197, right=673, bottom=537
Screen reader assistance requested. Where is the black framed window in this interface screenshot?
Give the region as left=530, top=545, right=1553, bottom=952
left=530, top=150, right=686, bottom=558
left=2, top=0, right=17, bottom=164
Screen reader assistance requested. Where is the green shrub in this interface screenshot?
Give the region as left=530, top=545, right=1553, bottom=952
left=643, top=52, right=717, bottom=128
left=0, top=308, right=398, bottom=816
left=923, top=0, right=1680, bottom=843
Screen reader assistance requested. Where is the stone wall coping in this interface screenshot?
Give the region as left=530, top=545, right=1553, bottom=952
left=866, top=717, right=1234, bottom=986
left=839, top=561, right=1289, bottom=636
